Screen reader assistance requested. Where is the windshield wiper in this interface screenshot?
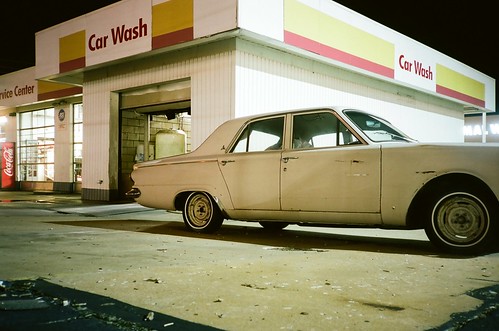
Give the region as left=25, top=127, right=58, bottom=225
left=369, top=131, right=417, bottom=142
left=388, top=133, right=417, bottom=142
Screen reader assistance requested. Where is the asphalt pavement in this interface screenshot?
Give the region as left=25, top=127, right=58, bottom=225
left=1, top=190, right=498, bottom=330
left=0, top=190, right=220, bottom=330
left=0, top=278, right=219, bottom=331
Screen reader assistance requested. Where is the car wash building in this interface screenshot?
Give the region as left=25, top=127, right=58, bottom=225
left=0, top=0, right=495, bottom=201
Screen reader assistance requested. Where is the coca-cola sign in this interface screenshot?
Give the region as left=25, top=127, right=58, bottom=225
left=1, top=142, right=15, bottom=189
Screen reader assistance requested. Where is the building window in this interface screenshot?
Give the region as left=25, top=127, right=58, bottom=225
left=0, top=115, right=7, bottom=142
left=18, top=108, right=55, bottom=181
left=73, top=103, right=83, bottom=182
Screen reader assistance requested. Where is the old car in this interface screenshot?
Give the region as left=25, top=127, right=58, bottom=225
left=127, top=107, right=499, bottom=254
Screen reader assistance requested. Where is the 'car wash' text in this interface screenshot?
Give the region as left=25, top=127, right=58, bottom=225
left=88, top=18, right=147, bottom=51
left=399, top=55, right=433, bottom=80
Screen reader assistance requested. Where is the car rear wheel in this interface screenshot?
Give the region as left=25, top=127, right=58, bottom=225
left=424, top=187, right=497, bottom=254
left=183, top=192, right=224, bottom=233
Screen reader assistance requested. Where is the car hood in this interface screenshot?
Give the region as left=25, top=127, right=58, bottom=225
left=380, top=141, right=499, bottom=150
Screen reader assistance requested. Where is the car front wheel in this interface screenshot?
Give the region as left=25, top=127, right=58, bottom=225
left=183, top=192, right=224, bottom=233
left=424, top=188, right=497, bottom=254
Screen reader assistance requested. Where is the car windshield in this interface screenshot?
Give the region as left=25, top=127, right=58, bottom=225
left=343, top=110, right=417, bottom=143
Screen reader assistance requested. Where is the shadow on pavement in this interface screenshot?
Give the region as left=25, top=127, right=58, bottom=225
left=428, top=283, right=499, bottom=331
left=50, top=218, right=448, bottom=257
left=0, top=278, right=221, bottom=331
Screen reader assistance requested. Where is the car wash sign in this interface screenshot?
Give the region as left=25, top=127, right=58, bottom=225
left=395, top=48, right=486, bottom=108
left=283, top=0, right=492, bottom=110
left=58, top=0, right=152, bottom=72
left=1, top=142, right=15, bottom=189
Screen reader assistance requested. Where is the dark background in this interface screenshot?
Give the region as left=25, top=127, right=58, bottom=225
left=0, top=1, right=496, bottom=109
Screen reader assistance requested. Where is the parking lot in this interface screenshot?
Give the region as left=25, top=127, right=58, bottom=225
left=1, top=191, right=498, bottom=330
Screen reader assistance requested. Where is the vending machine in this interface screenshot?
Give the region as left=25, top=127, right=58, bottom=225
left=1, top=142, right=15, bottom=189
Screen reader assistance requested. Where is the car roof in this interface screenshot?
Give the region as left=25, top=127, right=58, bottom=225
left=193, top=106, right=352, bottom=155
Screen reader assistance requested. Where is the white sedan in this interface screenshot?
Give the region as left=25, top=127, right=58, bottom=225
left=127, top=107, right=499, bottom=254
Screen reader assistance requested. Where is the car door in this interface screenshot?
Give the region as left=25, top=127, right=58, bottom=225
left=280, top=146, right=381, bottom=213
left=218, top=115, right=284, bottom=210
left=218, top=151, right=282, bottom=210
left=280, top=111, right=381, bottom=214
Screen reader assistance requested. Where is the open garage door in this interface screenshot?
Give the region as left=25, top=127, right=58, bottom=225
left=119, top=79, right=191, bottom=198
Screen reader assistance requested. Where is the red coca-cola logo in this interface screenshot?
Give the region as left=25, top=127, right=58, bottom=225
left=3, top=147, right=14, bottom=177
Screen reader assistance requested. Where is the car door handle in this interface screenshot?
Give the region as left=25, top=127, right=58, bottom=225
left=282, top=156, right=299, bottom=163
left=220, top=160, right=235, bottom=166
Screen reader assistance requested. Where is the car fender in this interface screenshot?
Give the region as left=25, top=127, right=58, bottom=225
left=132, top=158, right=232, bottom=211
left=380, top=143, right=499, bottom=226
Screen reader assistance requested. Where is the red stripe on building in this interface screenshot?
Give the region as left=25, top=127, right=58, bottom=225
left=152, top=27, right=194, bottom=50
left=436, top=85, right=485, bottom=108
left=284, top=31, right=394, bottom=79
left=59, top=57, right=86, bottom=73
left=38, top=86, right=83, bottom=101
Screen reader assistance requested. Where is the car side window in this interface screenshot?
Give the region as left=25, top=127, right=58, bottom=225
left=292, top=112, right=359, bottom=149
left=231, top=116, right=284, bottom=153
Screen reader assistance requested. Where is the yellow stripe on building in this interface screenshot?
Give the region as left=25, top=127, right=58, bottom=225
left=38, top=81, right=75, bottom=94
left=59, top=31, right=86, bottom=63
left=152, top=0, right=193, bottom=37
left=284, top=0, right=393, bottom=70
left=436, top=64, right=485, bottom=101
left=37, top=80, right=82, bottom=101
